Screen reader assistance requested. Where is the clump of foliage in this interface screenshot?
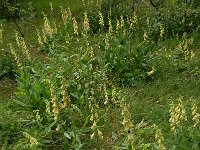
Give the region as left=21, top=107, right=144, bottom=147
left=147, top=0, right=200, bottom=39
left=0, top=0, right=21, bottom=20
left=88, top=0, right=131, bottom=33
left=103, top=33, right=154, bottom=86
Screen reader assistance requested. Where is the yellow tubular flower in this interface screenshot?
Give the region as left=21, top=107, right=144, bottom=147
left=50, top=86, right=59, bottom=121
left=60, top=78, right=70, bottom=109
left=103, top=83, right=109, bottom=105
left=160, top=23, right=165, bottom=39
left=56, top=123, right=62, bottom=132
left=43, top=14, right=54, bottom=37
left=169, top=97, right=187, bottom=132
left=97, top=129, right=103, bottom=140
left=155, top=127, right=166, bottom=150
left=23, top=132, right=39, bottom=148
left=98, top=11, right=104, bottom=30
left=120, top=98, right=135, bottom=147
left=60, top=6, right=68, bottom=24
left=83, top=12, right=90, bottom=33
left=120, top=15, right=124, bottom=30
left=72, top=17, right=78, bottom=35
left=10, top=44, right=22, bottom=68
left=15, top=32, right=31, bottom=60
left=0, top=24, right=3, bottom=44
left=116, top=19, right=120, bottom=33
left=68, top=7, right=72, bottom=20
left=50, top=2, right=53, bottom=11
left=191, top=100, right=200, bottom=127
left=36, top=29, right=43, bottom=46
left=108, top=17, right=112, bottom=34
left=45, top=99, right=51, bottom=114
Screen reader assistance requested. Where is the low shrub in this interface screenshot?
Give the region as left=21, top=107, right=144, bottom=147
left=0, top=0, right=21, bottom=20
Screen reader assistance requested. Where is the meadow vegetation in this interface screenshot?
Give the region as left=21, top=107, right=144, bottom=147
left=1, top=0, right=200, bottom=149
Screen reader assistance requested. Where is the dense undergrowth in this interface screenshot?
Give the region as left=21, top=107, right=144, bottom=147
left=1, top=0, right=200, bottom=149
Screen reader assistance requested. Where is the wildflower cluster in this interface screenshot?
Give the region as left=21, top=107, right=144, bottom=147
left=10, top=44, right=22, bottom=68
left=89, top=97, right=103, bottom=140
left=169, top=97, right=187, bottom=132
left=23, top=132, right=39, bottom=148
left=120, top=98, right=135, bottom=148
left=15, top=32, right=31, bottom=60
left=43, top=14, right=54, bottom=37
left=83, top=12, right=90, bottom=34
left=191, top=100, right=200, bottom=127
left=60, top=78, right=71, bottom=109
left=155, top=126, right=166, bottom=150
left=0, top=24, right=3, bottom=44
left=72, top=17, right=78, bottom=35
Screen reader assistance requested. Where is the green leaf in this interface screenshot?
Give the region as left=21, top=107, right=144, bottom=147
left=64, top=132, right=71, bottom=139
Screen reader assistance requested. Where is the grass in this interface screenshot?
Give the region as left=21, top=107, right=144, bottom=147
left=1, top=0, right=200, bottom=149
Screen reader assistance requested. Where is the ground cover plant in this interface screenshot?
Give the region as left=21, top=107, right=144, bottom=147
left=1, top=0, right=200, bottom=149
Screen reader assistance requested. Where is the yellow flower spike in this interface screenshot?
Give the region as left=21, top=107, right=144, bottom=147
left=105, top=34, right=110, bottom=49
left=10, top=44, right=22, bottom=68
left=108, top=18, right=113, bottom=35
left=50, top=2, right=53, bottom=11
left=60, top=6, right=68, bottom=25
left=50, top=86, right=60, bottom=121
left=127, top=131, right=134, bottom=143
left=36, top=29, right=43, bottom=46
left=169, top=97, right=187, bottom=132
left=97, top=129, right=103, bottom=140
left=90, top=114, right=94, bottom=122
left=143, top=30, right=148, bottom=41
left=15, top=32, right=31, bottom=60
left=60, top=78, right=70, bottom=109
left=23, top=132, right=39, bottom=148
left=95, top=112, right=99, bottom=120
left=91, top=120, right=97, bottom=130
left=56, top=123, right=62, bottom=132
left=116, top=19, right=120, bottom=33
left=82, top=0, right=85, bottom=6
left=33, top=110, right=41, bottom=122
left=120, top=15, right=124, bottom=30
left=0, top=24, right=3, bottom=44
left=53, top=21, right=58, bottom=34
left=129, top=12, right=137, bottom=30
left=159, top=23, right=165, bottom=39
left=98, top=11, right=104, bottom=30
left=42, top=29, right=47, bottom=43
left=90, top=132, right=95, bottom=139
left=109, top=8, right=112, bottom=17
left=120, top=98, right=135, bottom=147
left=83, top=12, right=90, bottom=33
left=122, top=119, right=133, bottom=131
left=67, top=7, right=72, bottom=20
left=191, top=100, right=200, bottom=127
left=122, top=106, right=131, bottom=119
left=147, top=67, right=156, bottom=76
left=45, top=100, right=51, bottom=114
left=111, top=87, right=117, bottom=103
left=155, top=127, right=166, bottom=150
left=72, top=17, right=78, bottom=35
left=104, top=83, right=109, bottom=105
left=43, top=14, right=54, bottom=37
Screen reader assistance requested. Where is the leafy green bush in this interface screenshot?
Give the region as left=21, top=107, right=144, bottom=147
left=147, top=0, right=200, bottom=39
left=0, top=49, right=15, bottom=79
left=103, top=32, right=154, bottom=86
left=88, top=0, right=130, bottom=33
left=0, top=0, right=21, bottom=20
left=10, top=34, right=111, bottom=149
